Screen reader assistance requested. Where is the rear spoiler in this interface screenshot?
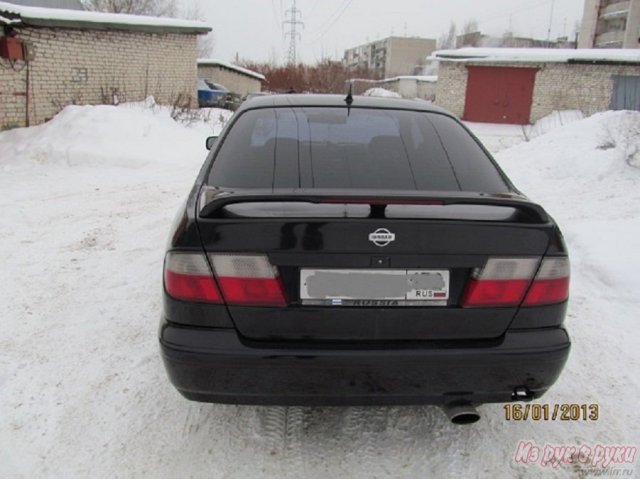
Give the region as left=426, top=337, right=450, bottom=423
left=198, top=188, right=550, bottom=223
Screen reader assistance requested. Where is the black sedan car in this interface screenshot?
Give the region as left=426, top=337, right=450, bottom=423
left=160, top=94, right=570, bottom=424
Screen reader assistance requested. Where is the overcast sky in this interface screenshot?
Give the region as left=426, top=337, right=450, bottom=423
left=189, top=0, right=586, bottom=64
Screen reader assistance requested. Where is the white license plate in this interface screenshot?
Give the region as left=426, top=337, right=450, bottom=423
left=300, top=269, right=449, bottom=306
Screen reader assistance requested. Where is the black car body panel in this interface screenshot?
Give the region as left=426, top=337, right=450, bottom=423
left=160, top=320, right=570, bottom=406
left=160, top=94, right=571, bottom=406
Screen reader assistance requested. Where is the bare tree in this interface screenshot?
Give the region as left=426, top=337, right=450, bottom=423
left=197, top=34, right=215, bottom=58
left=457, top=18, right=481, bottom=47
left=239, top=60, right=379, bottom=94
left=438, top=22, right=457, bottom=50
left=82, top=0, right=176, bottom=16
left=179, top=0, right=214, bottom=58
left=461, top=19, right=479, bottom=36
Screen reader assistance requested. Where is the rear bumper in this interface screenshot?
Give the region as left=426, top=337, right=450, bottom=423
left=159, top=320, right=570, bottom=406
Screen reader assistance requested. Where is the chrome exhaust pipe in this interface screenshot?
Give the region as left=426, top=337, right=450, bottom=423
left=441, top=403, right=481, bottom=425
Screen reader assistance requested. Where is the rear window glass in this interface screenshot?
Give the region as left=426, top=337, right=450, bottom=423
left=207, top=107, right=509, bottom=193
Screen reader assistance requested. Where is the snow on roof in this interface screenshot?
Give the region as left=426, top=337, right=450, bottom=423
left=5, top=0, right=83, bottom=10
left=0, top=1, right=211, bottom=34
left=198, top=58, right=266, bottom=81
left=0, top=12, right=18, bottom=24
left=348, top=75, right=438, bottom=85
left=385, top=75, right=438, bottom=83
left=432, top=47, right=640, bottom=64
left=363, top=87, right=402, bottom=98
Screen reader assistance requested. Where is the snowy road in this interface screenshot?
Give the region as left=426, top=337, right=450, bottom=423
left=1, top=103, right=638, bottom=477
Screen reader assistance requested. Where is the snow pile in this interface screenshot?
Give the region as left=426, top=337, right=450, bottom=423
left=0, top=98, right=231, bottom=171
left=465, top=121, right=526, bottom=153
left=382, top=75, right=438, bottom=83
left=525, top=110, right=585, bottom=140
left=497, top=110, right=640, bottom=221
left=362, top=87, right=402, bottom=98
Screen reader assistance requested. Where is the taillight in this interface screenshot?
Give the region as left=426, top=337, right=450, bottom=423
left=164, top=252, right=222, bottom=303
left=209, top=254, right=287, bottom=307
left=462, top=257, right=539, bottom=308
left=523, top=257, right=570, bottom=306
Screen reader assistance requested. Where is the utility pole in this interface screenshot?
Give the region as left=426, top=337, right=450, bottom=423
left=284, top=0, right=304, bottom=65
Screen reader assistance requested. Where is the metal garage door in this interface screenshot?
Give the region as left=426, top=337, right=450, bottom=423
left=611, top=76, right=640, bottom=111
left=463, top=66, right=538, bottom=125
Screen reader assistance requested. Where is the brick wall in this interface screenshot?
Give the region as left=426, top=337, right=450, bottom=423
left=531, top=63, right=640, bottom=121
left=1, top=27, right=198, bottom=129
left=0, top=53, right=27, bottom=129
left=435, top=61, right=640, bottom=123
left=197, top=65, right=262, bottom=97
left=434, top=62, right=468, bottom=118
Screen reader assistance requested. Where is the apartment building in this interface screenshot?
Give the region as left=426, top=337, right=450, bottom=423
left=578, top=0, right=640, bottom=48
left=343, top=36, right=436, bottom=78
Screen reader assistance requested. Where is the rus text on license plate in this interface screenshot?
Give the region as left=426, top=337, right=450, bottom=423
left=299, top=269, right=449, bottom=306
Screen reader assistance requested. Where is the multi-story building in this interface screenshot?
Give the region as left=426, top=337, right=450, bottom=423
left=578, top=0, right=640, bottom=48
left=343, top=36, right=436, bottom=78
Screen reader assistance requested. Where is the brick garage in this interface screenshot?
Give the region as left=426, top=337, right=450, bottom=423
left=434, top=48, right=640, bottom=124
left=0, top=3, right=210, bottom=129
left=197, top=59, right=264, bottom=97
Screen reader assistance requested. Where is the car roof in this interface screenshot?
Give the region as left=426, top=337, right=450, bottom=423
left=236, top=94, right=452, bottom=116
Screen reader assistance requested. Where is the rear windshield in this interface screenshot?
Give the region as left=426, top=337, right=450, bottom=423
left=207, top=107, right=510, bottom=193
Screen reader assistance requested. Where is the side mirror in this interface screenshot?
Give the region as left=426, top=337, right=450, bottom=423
left=205, top=136, right=218, bottom=150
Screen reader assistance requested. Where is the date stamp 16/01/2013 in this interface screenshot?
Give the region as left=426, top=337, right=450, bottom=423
left=504, top=403, right=599, bottom=421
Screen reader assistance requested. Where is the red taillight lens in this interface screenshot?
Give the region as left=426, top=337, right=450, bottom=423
left=462, top=257, right=539, bottom=308
left=216, top=277, right=286, bottom=306
left=462, top=279, right=531, bottom=307
left=164, top=252, right=222, bottom=303
left=523, top=257, right=570, bottom=306
left=210, top=254, right=287, bottom=307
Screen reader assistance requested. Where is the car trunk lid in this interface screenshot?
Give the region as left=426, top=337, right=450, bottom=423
left=195, top=189, right=556, bottom=341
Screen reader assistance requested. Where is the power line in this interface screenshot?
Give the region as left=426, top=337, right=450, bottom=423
left=284, top=0, right=304, bottom=64
left=307, top=0, right=351, bottom=36
left=311, top=0, right=354, bottom=41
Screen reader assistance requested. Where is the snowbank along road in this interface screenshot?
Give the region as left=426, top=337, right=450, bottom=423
left=0, top=101, right=638, bottom=477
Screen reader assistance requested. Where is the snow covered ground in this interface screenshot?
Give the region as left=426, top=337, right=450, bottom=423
left=465, top=121, right=527, bottom=153
left=1, top=102, right=639, bottom=477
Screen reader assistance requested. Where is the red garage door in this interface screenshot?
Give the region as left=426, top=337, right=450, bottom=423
left=463, top=66, right=537, bottom=125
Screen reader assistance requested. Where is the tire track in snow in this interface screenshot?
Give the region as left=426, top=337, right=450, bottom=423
left=181, top=403, right=211, bottom=437
left=258, top=406, right=287, bottom=458
left=341, top=406, right=391, bottom=476
left=282, top=406, right=306, bottom=476
left=256, top=406, right=307, bottom=477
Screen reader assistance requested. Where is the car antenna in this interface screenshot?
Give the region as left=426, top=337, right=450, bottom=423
left=345, top=82, right=354, bottom=115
